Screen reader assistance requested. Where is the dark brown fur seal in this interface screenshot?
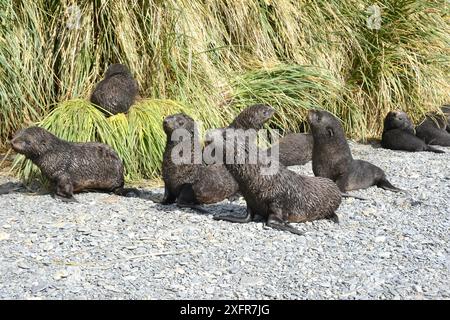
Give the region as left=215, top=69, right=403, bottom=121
left=442, top=105, right=450, bottom=133
left=266, top=133, right=313, bottom=166
left=10, top=127, right=138, bottom=201
left=415, top=109, right=450, bottom=147
left=90, top=63, right=138, bottom=116
left=308, top=110, right=401, bottom=192
left=161, top=113, right=239, bottom=210
left=213, top=105, right=342, bottom=235
left=381, top=110, right=444, bottom=153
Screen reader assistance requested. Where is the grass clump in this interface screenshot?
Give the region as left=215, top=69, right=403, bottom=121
left=12, top=98, right=229, bottom=183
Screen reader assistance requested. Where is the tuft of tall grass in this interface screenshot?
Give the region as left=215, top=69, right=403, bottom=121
left=2, top=0, right=449, bottom=157
left=12, top=98, right=229, bottom=182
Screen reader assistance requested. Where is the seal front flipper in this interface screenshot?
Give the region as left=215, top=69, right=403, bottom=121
left=53, top=194, right=78, bottom=203
left=266, top=215, right=303, bottom=236
left=113, top=187, right=141, bottom=198
left=214, top=207, right=254, bottom=223
left=160, top=186, right=176, bottom=205
left=177, top=202, right=211, bottom=214
left=377, top=178, right=403, bottom=193
left=341, top=193, right=369, bottom=201
left=176, top=184, right=210, bottom=214
left=327, top=213, right=340, bottom=224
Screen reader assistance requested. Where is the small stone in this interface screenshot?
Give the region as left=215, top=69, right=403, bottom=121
left=0, top=232, right=10, bottom=241
left=17, top=260, right=31, bottom=269
left=375, top=236, right=386, bottom=243
left=124, top=275, right=137, bottom=281
left=77, top=227, right=90, bottom=234
left=54, top=270, right=69, bottom=280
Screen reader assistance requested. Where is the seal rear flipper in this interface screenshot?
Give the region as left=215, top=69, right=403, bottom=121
left=425, top=145, right=445, bottom=153
left=0, top=182, right=25, bottom=195
left=377, top=178, right=403, bottom=193
left=214, top=207, right=254, bottom=223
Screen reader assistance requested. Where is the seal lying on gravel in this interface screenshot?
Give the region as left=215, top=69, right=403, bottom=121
left=161, top=113, right=239, bottom=210
left=381, top=111, right=444, bottom=153
left=265, top=133, right=313, bottom=166
left=308, top=110, right=401, bottom=192
left=10, top=127, right=139, bottom=202
left=212, top=105, right=342, bottom=235
left=90, top=63, right=138, bottom=116
left=416, top=109, right=450, bottom=147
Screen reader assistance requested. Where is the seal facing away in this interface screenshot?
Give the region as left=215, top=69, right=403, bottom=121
left=266, top=133, right=313, bottom=166
left=10, top=127, right=139, bottom=202
left=90, top=63, right=138, bottom=116
left=212, top=105, right=342, bottom=235
left=381, top=110, right=444, bottom=153
left=161, top=113, right=239, bottom=210
left=416, top=110, right=450, bottom=147
left=308, top=110, right=401, bottom=192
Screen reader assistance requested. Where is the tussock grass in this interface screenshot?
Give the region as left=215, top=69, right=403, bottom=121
left=12, top=98, right=228, bottom=182
left=2, top=0, right=449, bottom=180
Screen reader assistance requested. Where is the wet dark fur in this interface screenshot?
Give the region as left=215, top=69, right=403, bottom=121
left=213, top=105, right=342, bottom=235
left=161, top=113, right=239, bottom=210
left=308, top=110, right=401, bottom=193
left=90, top=63, right=138, bottom=116
left=266, top=133, right=313, bottom=166
left=442, top=105, right=450, bottom=133
left=10, top=127, right=137, bottom=201
left=381, top=110, right=444, bottom=153
left=416, top=108, right=450, bottom=147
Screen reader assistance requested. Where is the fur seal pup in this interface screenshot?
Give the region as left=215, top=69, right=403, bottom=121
left=10, top=127, right=139, bottom=201
left=308, top=110, right=401, bottom=192
left=212, top=105, right=342, bottom=235
left=90, top=63, right=138, bottom=116
left=381, top=110, right=444, bottom=153
left=266, top=133, right=313, bottom=166
left=416, top=110, right=450, bottom=147
left=441, top=105, right=450, bottom=133
left=161, top=113, right=239, bottom=211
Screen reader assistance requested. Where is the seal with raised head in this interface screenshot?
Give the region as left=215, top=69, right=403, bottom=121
left=212, top=105, right=342, bottom=235
left=10, top=126, right=139, bottom=201
left=266, top=133, right=313, bottom=166
left=308, top=110, right=401, bottom=192
left=381, top=110, right=444, bottom=153
left=161, top=113, right=239, bottom=210
left=90, top=63, right=138, bottom=116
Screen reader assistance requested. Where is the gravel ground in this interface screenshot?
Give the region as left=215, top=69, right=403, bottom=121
left=0, top=142, right=449, bottom=300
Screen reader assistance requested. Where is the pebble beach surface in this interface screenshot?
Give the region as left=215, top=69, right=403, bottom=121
left=0, top=142, right=449, bottom=299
